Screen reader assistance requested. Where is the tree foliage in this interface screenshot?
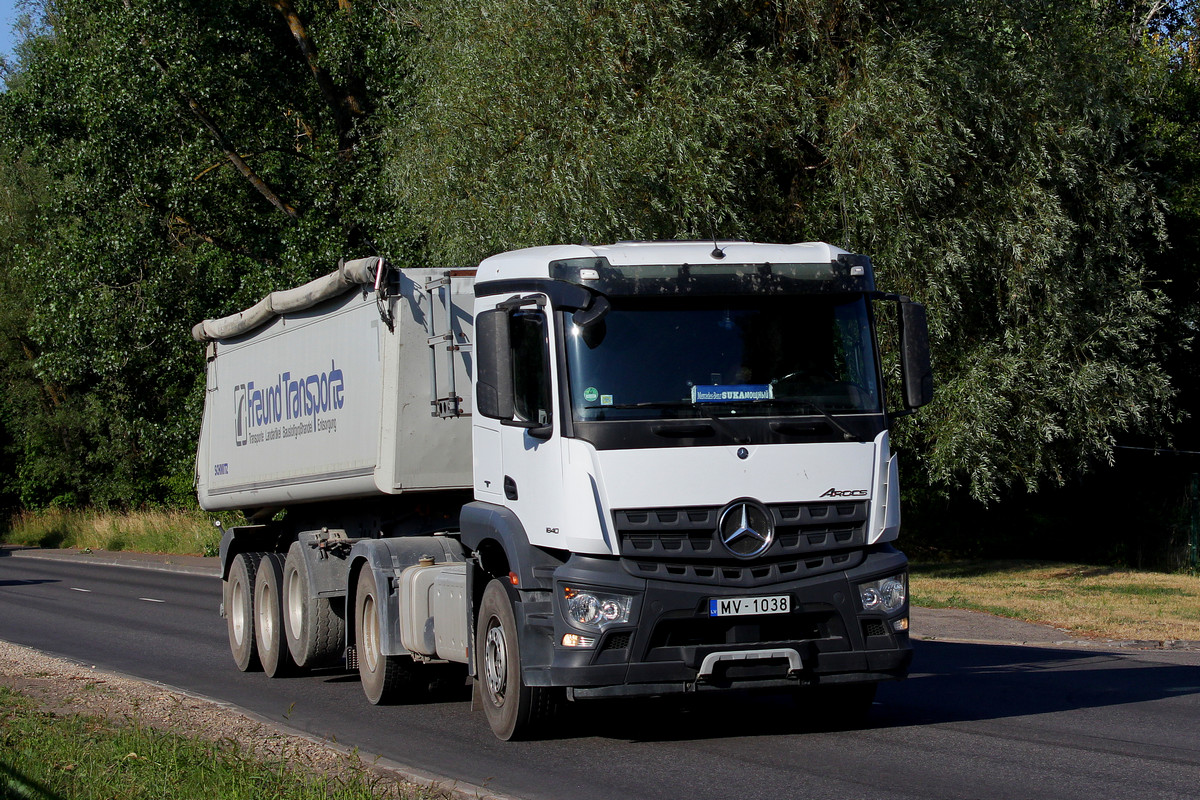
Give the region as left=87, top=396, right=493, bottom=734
left=395, top=0, right=1179, bottom=500
left=0, top=0, right=1195, bottom=514
left=0, top=0, right=412, bottom=508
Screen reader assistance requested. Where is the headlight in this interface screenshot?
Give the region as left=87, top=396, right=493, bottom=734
left=563, top=586, right=633, bottom=629
left=858, top=573, right=907, bottom=613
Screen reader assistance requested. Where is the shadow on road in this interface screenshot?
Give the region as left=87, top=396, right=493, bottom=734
left=880, top=639, right=1200, bottom=726
left=562, top=639, right=1200, bottom=743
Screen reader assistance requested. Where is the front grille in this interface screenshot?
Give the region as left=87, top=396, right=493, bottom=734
left=614, top=501, right=868, bottom=587
left=646, top=612, right=830, bottom=653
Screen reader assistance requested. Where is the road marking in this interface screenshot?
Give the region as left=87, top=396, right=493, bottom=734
left=70, top=587, right=92, bottom=593
left=138, top=597, right=165, bottom=604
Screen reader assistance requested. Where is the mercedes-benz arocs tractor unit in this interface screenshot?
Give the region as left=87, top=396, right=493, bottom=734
left=194, top=240, right=933, bottom=740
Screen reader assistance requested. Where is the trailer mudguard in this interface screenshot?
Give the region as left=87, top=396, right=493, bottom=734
left=346, top=535, right=465, bottom=657
left=217, top=524, right=280, bottom=581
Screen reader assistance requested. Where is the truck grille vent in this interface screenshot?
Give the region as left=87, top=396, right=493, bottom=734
left=862, top=619, right=888, bottom=638
left=602, top=632, right=632, bottom=652
left=646, top=613, right=830, bottom=653
left=614, top=501, right=868, bottom=587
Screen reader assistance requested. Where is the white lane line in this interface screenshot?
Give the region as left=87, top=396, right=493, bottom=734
left=138, top=597, right=165, bottom=603
left=70, top=587, right=92, bottom=593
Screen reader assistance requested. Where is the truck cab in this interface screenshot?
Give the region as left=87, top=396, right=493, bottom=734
left=463, top=241, right=932, bottom=737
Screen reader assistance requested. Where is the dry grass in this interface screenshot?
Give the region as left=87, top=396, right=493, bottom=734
left=911, top=560, right=1200, bottom=641
left=2, top=508, right=222, bottom=556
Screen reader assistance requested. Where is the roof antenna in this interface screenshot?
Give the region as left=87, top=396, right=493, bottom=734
left=710, top=225, right=726, bottom=260
left=580, top=235, right=591, bottom=247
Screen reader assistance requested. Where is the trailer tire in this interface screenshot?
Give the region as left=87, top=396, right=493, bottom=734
left=283, top=543, right=345, bottom=669
left=476, top=579, right=555, bottom=740
left=226, top=552, right=263, bottom=672
left=355, top=567, right=417, bottom=704
left=255, top=553, right=300, bottom=678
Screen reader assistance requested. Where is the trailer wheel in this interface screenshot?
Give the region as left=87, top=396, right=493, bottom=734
left=255, top=553, right=299, bottom=678
left=226, top=552, right=263, bottom=672
left=476, top=579, right=555, bottom=740
left=283, top=542, right=346, bottom=668
left=355, top=567, right=416, bottom=704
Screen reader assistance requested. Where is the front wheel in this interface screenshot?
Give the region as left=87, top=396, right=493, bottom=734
left=476, top=579, right=556, bottom=740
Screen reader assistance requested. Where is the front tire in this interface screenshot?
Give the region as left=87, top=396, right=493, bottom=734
left=226, top=552, right=263, bottom=672
left=255, top=553, right=299, bottom=678
left=355, top=567, right=416, bottom=704
left=476, top=579, right=555, bottom=740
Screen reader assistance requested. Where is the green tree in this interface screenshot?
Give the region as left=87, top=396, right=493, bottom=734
left=0, top=0, right=1190, bottom=521
left=0, top=0, right=412, bottom=508
left=394, top=0, right=1175, bottom=501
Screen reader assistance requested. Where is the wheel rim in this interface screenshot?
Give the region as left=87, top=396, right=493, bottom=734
left=483, top=617, right=508, bottom=704
left=285, top=569, right=303, bottom=634
left=230, top=576, right=247, bottom=645
left=361, top=593, right=379, bottom=673
left=257, top=582, right=275, bottom=653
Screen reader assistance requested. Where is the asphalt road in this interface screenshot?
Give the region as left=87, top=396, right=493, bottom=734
left=2, top=553, right=1199, bottom=800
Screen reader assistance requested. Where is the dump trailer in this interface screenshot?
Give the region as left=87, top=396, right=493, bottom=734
left=195, top=241, right=933, bottom=740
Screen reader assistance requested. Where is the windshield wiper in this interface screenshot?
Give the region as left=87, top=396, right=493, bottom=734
left=581, top=401, right=695, bottom=410
left=702, top=397, right=858, bottom=441
left=790, top=399, right=857, bottom=441
left=582, top=399, right=856, bottom=442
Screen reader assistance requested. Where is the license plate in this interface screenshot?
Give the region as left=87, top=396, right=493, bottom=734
left=708, top=594, right=791, bottom=617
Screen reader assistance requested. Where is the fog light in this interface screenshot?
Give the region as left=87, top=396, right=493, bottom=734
left=562, top=633, right=597, bottom=648
left=892, top=617, right=909, bottom=632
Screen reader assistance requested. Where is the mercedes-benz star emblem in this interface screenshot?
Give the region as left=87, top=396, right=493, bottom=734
left=718, top=500, right=774, bottom=559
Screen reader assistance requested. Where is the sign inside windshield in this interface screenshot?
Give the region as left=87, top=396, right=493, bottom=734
left=691, top=385, right=774, bottom=403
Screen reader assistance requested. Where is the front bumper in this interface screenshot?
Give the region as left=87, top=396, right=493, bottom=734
left=519, top=546, right=912, bottom=698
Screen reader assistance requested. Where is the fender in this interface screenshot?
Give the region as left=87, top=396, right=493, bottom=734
left=217, top=524, right=279, bottom=581
left=345, top=535, right=465, bottom=657
left=459, top=501, right=567, bottom=683
left=460, top=501, right=564, bottom=590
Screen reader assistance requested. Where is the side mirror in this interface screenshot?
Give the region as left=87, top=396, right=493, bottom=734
left=899, top=300, right=933, bottom=409
left=475, top=309, right=514, bottom=420
left=572, top=294, right=611, bottom=328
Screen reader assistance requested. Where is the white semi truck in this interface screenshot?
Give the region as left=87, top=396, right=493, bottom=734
left=194, top=240, right=933, bottom=740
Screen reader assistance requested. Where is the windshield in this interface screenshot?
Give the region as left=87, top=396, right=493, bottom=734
left=565, top=295, right=881, bottom=421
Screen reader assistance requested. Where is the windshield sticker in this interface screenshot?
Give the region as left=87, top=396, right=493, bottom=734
left=600, top=394, right=614, bottom=406
left=583, top=387, right=599, bottom=403
left=691, top=384, right=774, bottom=403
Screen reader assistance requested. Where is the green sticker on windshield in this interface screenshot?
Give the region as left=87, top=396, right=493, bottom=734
left=584, top=387, right=599, bottom=403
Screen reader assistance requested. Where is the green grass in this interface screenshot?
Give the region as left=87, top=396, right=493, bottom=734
left=2, top=509, right=224, bottom=557
left=911, top=560, right=1200, bottom=641
left=0, top=686, right=419, bottom=800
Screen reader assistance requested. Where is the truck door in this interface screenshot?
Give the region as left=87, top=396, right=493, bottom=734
left=499, top=306, right=565, bottom=549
